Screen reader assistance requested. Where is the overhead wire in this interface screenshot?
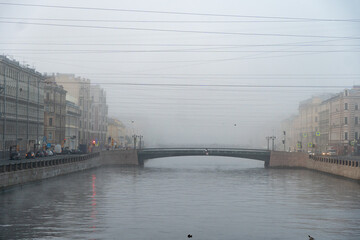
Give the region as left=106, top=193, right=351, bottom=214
left=51, top=82, right=351, bottom=88
left=0, top=20, right=359, bottom=39
left=0, top=2, right=360, bottom=22
left=2, top=48, right=360, bottom=53
left=2, top=42, right=360, bottom=47
left=0, top=17, right=339, bottom=23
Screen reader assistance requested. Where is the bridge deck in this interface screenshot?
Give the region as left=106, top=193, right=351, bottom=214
left=137, top=148, right=271, bottom=163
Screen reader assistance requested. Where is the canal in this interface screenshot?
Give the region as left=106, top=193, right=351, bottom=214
left=1, top=156, right=360, bottom=240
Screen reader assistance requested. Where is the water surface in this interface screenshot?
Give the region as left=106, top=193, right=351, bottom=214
left=1, top=156, right=360, bottom=240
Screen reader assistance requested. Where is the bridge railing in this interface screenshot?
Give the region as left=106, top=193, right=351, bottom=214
left=138, top=148, right=269, bottom=152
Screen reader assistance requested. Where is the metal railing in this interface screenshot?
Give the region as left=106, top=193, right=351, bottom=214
left=0, top=152, right=100, bottom=173
left=309, top=155, right=360, bottom=167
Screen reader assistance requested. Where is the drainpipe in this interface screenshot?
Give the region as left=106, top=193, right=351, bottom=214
left=15, top=71, right=18, bottom=151
left=2, top=65, right=6, bottom=160
left=37, top=78, right=39, bottom=150
left=27, top=75, right=29, bottom=151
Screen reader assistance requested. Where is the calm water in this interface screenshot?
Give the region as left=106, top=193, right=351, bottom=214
left=1, top=156, right=360, bottom=240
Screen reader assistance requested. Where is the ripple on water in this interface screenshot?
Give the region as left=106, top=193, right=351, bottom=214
left=0, top=156, right=360, bottom=240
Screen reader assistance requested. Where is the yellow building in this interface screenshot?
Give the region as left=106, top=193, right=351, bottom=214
left=107, top=117, right=130, bottom=148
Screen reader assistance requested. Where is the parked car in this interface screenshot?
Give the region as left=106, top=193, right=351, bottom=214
left=35, top=151, right=44, bottom=157
left=10, top=151, right=21, bottom=160
left=71, top=149, right=82, bottom=154
left=42, top=150, right=48, bottom=157
left=327, top=149, right=337, bottom=156
left=46, top=150, right=54, bottom=156
left=54, top=144, right=62, bottom=154
left=62, top=148, right=72, bottom=155
left=25, top=151, right=35, bottom=159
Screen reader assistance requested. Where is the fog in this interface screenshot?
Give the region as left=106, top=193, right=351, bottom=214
left=1, top=0, right=360, bottom=147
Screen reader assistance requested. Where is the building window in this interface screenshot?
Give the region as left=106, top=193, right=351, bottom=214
left=356, top=105, right=359, bottom=110
left=48, top=132, right=53, bottom=141
left=315, top=116, right=318, bottom=122
left=355, top=132, right=358, bottom=140
left=49, top=118, right=53, bottom=126
left=345, top=103, right=348, bottom=110
left=345, top=132, right=348, bottom=140
left=344, top=117, right=348, bottom=125
left=356, top=117, right=359, bottom=125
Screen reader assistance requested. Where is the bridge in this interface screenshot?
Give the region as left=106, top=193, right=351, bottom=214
left=137, top=148, right=271, bottom=166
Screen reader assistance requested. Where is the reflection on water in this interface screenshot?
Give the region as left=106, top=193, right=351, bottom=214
left=91, top=174, right=97, bottom=233
left=0, top=156, right=360, bottom=240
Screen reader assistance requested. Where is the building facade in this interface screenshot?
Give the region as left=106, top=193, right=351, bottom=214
left=44, top=76, right=67, bottom=147
left=54, top=74, right=108, bottom=149
left=107, top=117, right=130, bottom=148
left=283, top=87, right=360, bottom=155
left=91, top=85, right=108, bottom=148
left=0, top=56, right=45, bottom=158
left=319, top=88, right=360, bottom=155
left=54, top=74, right=93, bottom=146
left=65, top=95, right=80, bottom=150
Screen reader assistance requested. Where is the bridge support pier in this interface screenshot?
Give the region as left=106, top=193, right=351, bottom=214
left=264, top=159, right=270, bottom=168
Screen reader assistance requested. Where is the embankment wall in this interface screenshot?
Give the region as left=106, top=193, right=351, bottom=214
left=269, top=151, right=360, bottom=180
left=0, top=153, right=101, bottom=189
left=0, top=150, right=139, bottom=189
left=100, top=150, right=139, bottom=165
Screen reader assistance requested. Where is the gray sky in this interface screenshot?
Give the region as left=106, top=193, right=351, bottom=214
left=1, top=0, right=360, bottom=147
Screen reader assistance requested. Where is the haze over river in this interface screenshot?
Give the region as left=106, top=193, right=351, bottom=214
left=1, top=156, right=360, bottom=240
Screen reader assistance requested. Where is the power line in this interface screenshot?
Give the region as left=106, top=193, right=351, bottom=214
left=2, top=42, right=360, bottom=47
left=0, top=17, right=332, bottom=23
left=3, top=49, right=360, bottom=53
left=47, top=75, right=360, bottom=80
left=0, top=2, right=359, bottom=22
left=52, top=82, right=351, bottom=88
left=1, top=20, right=359, bottom=39
left=66, top=73, right=360, bottom=76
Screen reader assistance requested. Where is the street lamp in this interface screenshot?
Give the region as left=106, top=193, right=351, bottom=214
left=138, top=135, right=143, bottom=149
left=282, top=131, right=286, bottom=151
left=132, top=134, right=137, bottom=149
left=266, top=135, right=276, bottom=151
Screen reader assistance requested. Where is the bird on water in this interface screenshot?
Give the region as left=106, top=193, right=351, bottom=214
left=187, top=234, right=192, bottom=238
left=308, top=235, right=314, bottom=240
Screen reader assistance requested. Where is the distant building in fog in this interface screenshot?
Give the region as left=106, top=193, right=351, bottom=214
left=91, top=85, right=108, bottom=148
left=53, top=73, right=108, bottom=149
left=44, top=76, right=67, bottom=147
left=107, top=117, right=129, bottom=148
left=54, top=73, right=93, bottom=146
left=65, top=95, right=80, bottom=150
left=282, top=87, right=360, bottom=155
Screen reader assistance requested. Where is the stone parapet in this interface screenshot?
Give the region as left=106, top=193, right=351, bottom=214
left=269, top=151, right=360, bottom=180
left=0, top=150, right=140, bottom=190
left=0, top=153, right=101, bottom=189
left=100, top=150, right=139, bottom=165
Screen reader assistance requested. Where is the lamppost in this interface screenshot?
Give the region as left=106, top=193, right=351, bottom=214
left=271, top=136, right=276, bottom=151
left=282, top=131, right=286, bottom=151
left=266, top=136, right=270, bottom=150
left=132, top=134, right=137, bottom=149
left=267, top=136, right=276, bottom=151
left=138, top=135, right=143, bottom=149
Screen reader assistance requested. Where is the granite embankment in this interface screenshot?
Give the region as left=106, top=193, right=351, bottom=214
left=269, top=151, right=360, bottom=180
left=0, top=150, right=138, bottom=189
